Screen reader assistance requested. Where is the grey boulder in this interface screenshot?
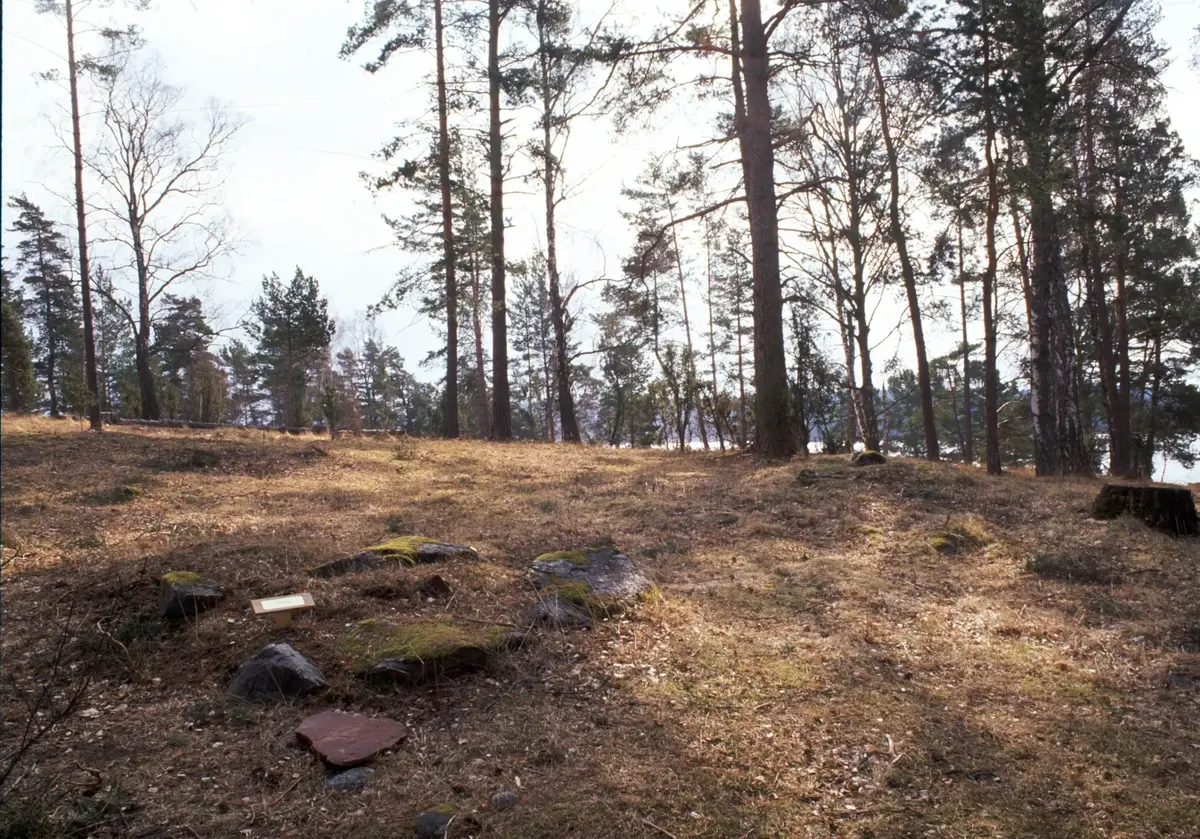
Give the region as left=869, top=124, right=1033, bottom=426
left=228, top=643, right=327, bottom=702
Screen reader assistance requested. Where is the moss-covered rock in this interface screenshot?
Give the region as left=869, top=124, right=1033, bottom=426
left=929, top=536, right=959, bottom=555
left=159, top=571, right=223, bottom=618
left=308, top=536, right=478, bottom=578
left=345, top=619, right=521, bottom=685
left=531, top=547, right=654, bottom=618
left=850, top=450, right=887, bottom=466
left=533, top=549, right=590, bottom=566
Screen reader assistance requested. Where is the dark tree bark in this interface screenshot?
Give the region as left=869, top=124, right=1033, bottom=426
left=65, top=0, right=101, bottom=430
left=981, top=14, right=1002, bottom=475
left=737, top=0, right=793, bottom=456
left=434, top=0, right=459, bottom=438
left=867, top=25, right=938, bottom=461
left=488, top=0, right=512, bottom=439
left=129, top=207, right=160, bottom=420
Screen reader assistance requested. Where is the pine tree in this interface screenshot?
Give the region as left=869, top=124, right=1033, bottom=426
left=8, top=195, right=84, bottom=417
left=248, top=269, right=335, bottom=428
left=342, top=0, right=462, bottom=438
left=219, top=340, right=263, bottom=425
left=1, top=262, right=40, bottom=412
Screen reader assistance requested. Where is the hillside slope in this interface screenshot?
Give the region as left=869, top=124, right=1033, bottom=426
left=2, top=419, right=1198, bottom=838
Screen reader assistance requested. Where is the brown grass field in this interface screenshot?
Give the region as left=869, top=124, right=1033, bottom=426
left=1, top=416, right=1198, bottom=838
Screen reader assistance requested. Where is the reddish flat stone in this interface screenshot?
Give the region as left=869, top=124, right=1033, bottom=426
left=295, top=711, right=407, bottom=768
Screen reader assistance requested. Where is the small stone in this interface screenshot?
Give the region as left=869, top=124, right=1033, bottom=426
left=527, top=596, right=592, bottom=629
left=326, top=767, right=374, bottom=793
left=414, top=805, right=458, bottom=839
left=228, top=643, right=326, bottom=702
left=159, top=571, right=223, bottom=619
left=713, top=513, right=740, bottom=527
left=296, top=710, right=407, bottom=768
left=491, top=791, right=518, bottom=811
left=416, top=574, right=453, bottom=599
left=1166, top=670, right=1200, bottom=690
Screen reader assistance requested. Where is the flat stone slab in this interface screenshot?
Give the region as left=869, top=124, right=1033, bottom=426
left=531, top=547, right=653, bottom=617
left=309, top=536, right=478, bottom=578
left=296, top=710, right=407, bottom=768
left=1091, top=484, right=1198, bottom=536
left=228, top=643, right=327, bottom=702
left=159, top=571, right=223, bottom=619
left=346, top=619, right=522, bottom=686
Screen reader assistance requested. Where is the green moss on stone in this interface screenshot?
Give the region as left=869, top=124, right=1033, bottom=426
left=344, top=619, right=512, bottom=668
left=161, top=571, right=207, bottom=586
left=535, top=549, right=591, bottom=566
left=361, top=535, right=439, bottom=566
left=543, top=580, right=626, bottom=618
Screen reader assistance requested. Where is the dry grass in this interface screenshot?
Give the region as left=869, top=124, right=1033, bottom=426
left=2, top=415, right=1199, bottom=838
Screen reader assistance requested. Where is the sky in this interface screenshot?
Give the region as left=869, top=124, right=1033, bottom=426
left=2, top=0, right=1198, bottom=479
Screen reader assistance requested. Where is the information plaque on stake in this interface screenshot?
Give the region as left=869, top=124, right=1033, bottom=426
left=251, top=592, right=315, bottom=628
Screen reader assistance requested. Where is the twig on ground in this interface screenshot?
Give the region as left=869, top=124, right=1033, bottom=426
left=641, top=818, right=680, bottom=839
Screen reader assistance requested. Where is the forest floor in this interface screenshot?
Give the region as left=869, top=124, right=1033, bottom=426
left=2, top=416, right=1199, bottom=839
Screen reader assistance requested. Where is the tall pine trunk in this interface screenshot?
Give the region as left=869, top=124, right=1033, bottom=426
left=981, top=9, right=1002, bottom=474
left=435, top=0, right=459, bottom=438
left=43, top=291, right=60, bottom=418
left=736, top=0, right=792, bottom=456
left=704, top=220, right=725, bottom=451
left=868, top=27, right=937, bottom=460
left=957, top=222, right=973, bottom=464
left=471, top=256, right=491, bottom=436
left=668, top=205, right=708, bottom=449
left=1014, top=0, right=1088, bottom=476
left=1112, top=178, right=1133, bottom=475
left=536, top=11, right=579, bottom=443
left=728, top=0, right=749, bottom=451
left=65, top=0, right=100, bottom=428
left=488, top=0, right=511, bottom=439
left=1077, top=54, right=1126, bottom=475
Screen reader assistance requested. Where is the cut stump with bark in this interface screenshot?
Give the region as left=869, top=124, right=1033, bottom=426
left=1091, top=484, right=1199, bottom=537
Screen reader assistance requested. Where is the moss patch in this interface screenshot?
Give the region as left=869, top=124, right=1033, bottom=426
left=343, top=619, right=513, bottom=670
left=929, top=536, right=956, bottom=555
left=161, top=570, right=208, bottom=586
left=534, top=549, right=590, bottom=566
left=542, top=580, right=658, bottom=618
left=360, top=536, right=439, bottom=566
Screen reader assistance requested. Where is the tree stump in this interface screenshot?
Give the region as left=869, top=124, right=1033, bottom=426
left=1091, top=484, right=1199, bottom=537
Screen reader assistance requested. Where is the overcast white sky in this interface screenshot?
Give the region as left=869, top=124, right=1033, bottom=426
left=2, top=0, right=1198, bottom=476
